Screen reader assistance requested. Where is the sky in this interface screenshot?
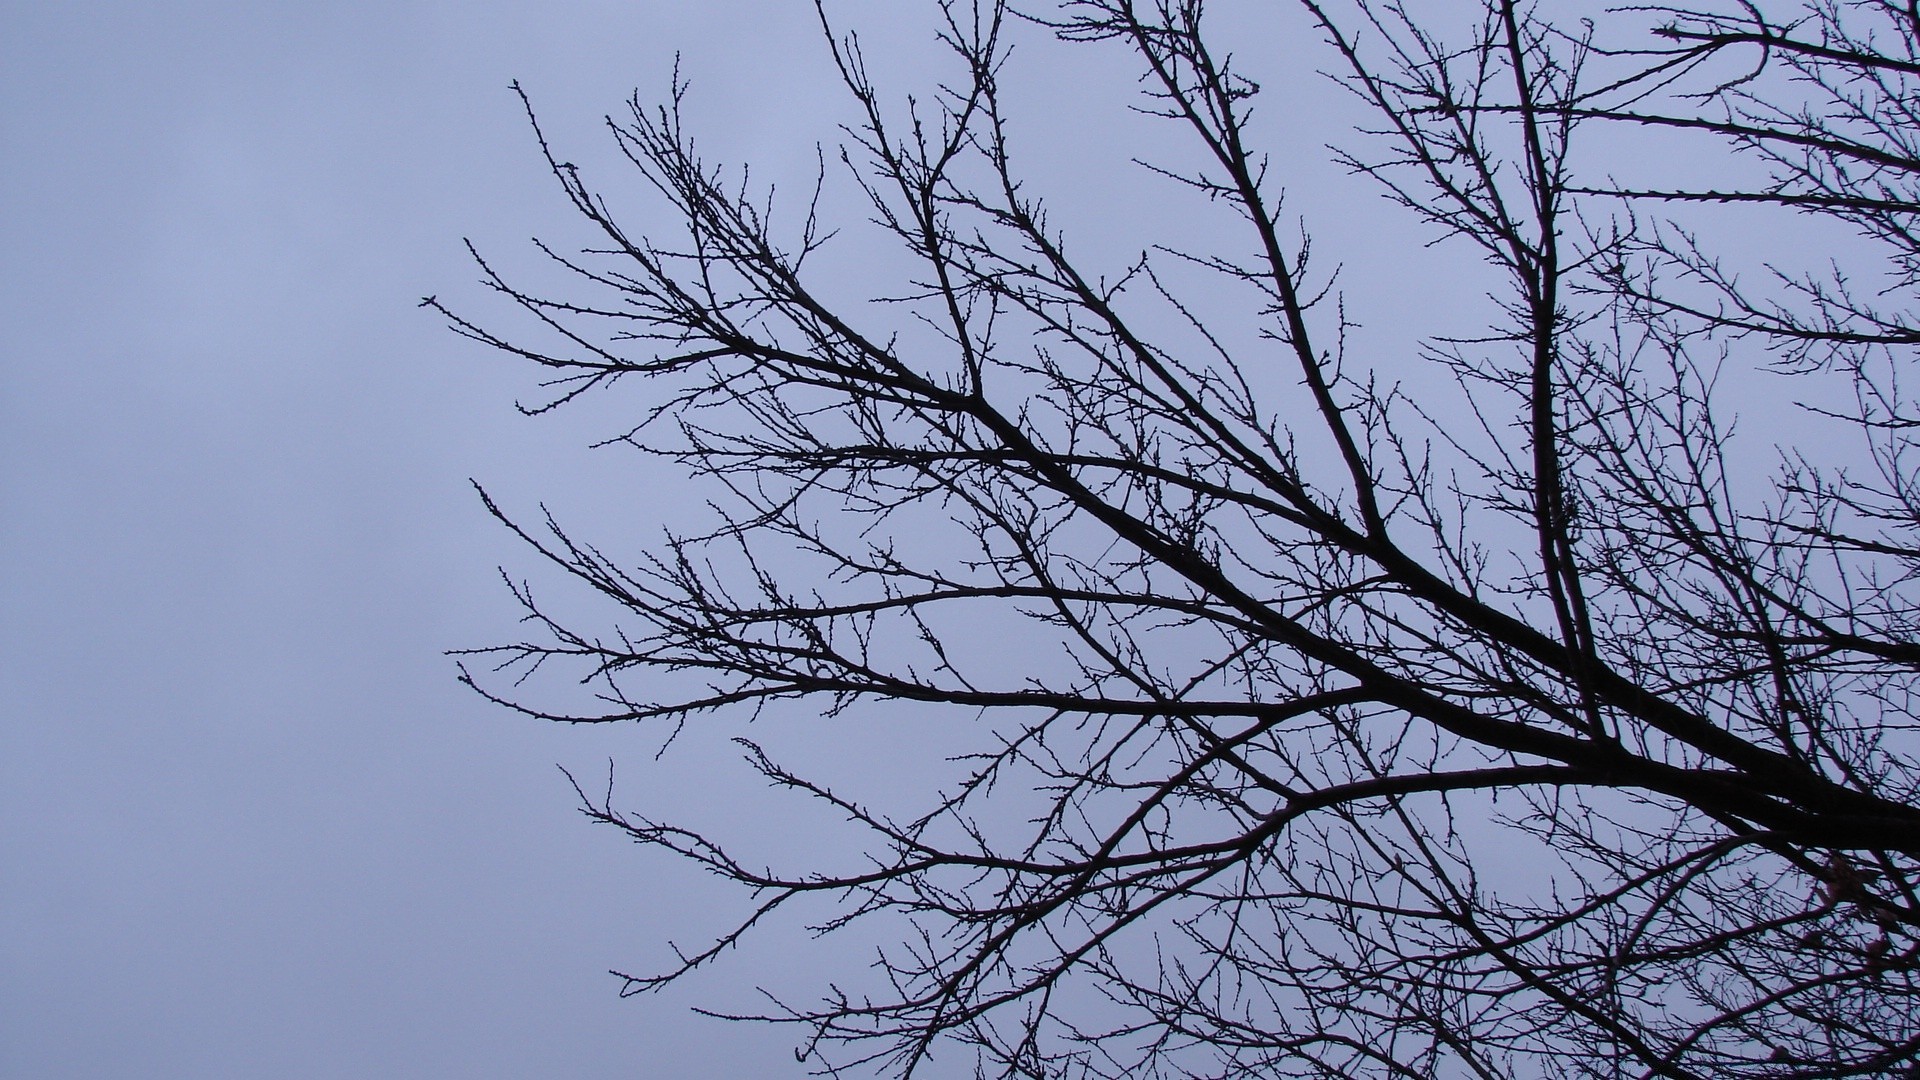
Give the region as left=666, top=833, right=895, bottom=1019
left=0, top=3, right=911, bottom=1077
left=0, top=3, right=1583, bottom=1078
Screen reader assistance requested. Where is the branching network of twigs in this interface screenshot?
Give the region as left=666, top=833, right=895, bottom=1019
left=431, top=1, right=1920, bottom=1076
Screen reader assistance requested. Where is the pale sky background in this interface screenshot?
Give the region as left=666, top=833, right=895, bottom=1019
left=0, top=4, right=896, bottom=1076
left=0, top=3, right=1599, bottom=1078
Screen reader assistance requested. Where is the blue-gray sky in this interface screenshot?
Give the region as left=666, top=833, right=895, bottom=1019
left=0, top=4, right=900, bottom=1076
left=0, top=3, right=1519, bottom=1077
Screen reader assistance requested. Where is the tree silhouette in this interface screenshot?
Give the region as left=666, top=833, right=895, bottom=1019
left=432, top=1, right=1920, bottom=1075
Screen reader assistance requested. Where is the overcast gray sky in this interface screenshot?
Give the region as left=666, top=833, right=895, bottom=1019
left=0, top=2, right=1527, bottom=1077
left=0, top=3, right=910, bottom=1077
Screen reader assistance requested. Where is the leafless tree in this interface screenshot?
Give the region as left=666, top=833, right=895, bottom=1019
left=430, top=0, right=1920, bottom=1075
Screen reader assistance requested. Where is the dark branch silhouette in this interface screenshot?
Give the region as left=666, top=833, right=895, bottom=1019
left=434, top=1, right=1920, bottom=1075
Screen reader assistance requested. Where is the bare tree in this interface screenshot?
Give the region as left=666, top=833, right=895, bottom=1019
left=430, top=0, right=1920, bottom=1075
